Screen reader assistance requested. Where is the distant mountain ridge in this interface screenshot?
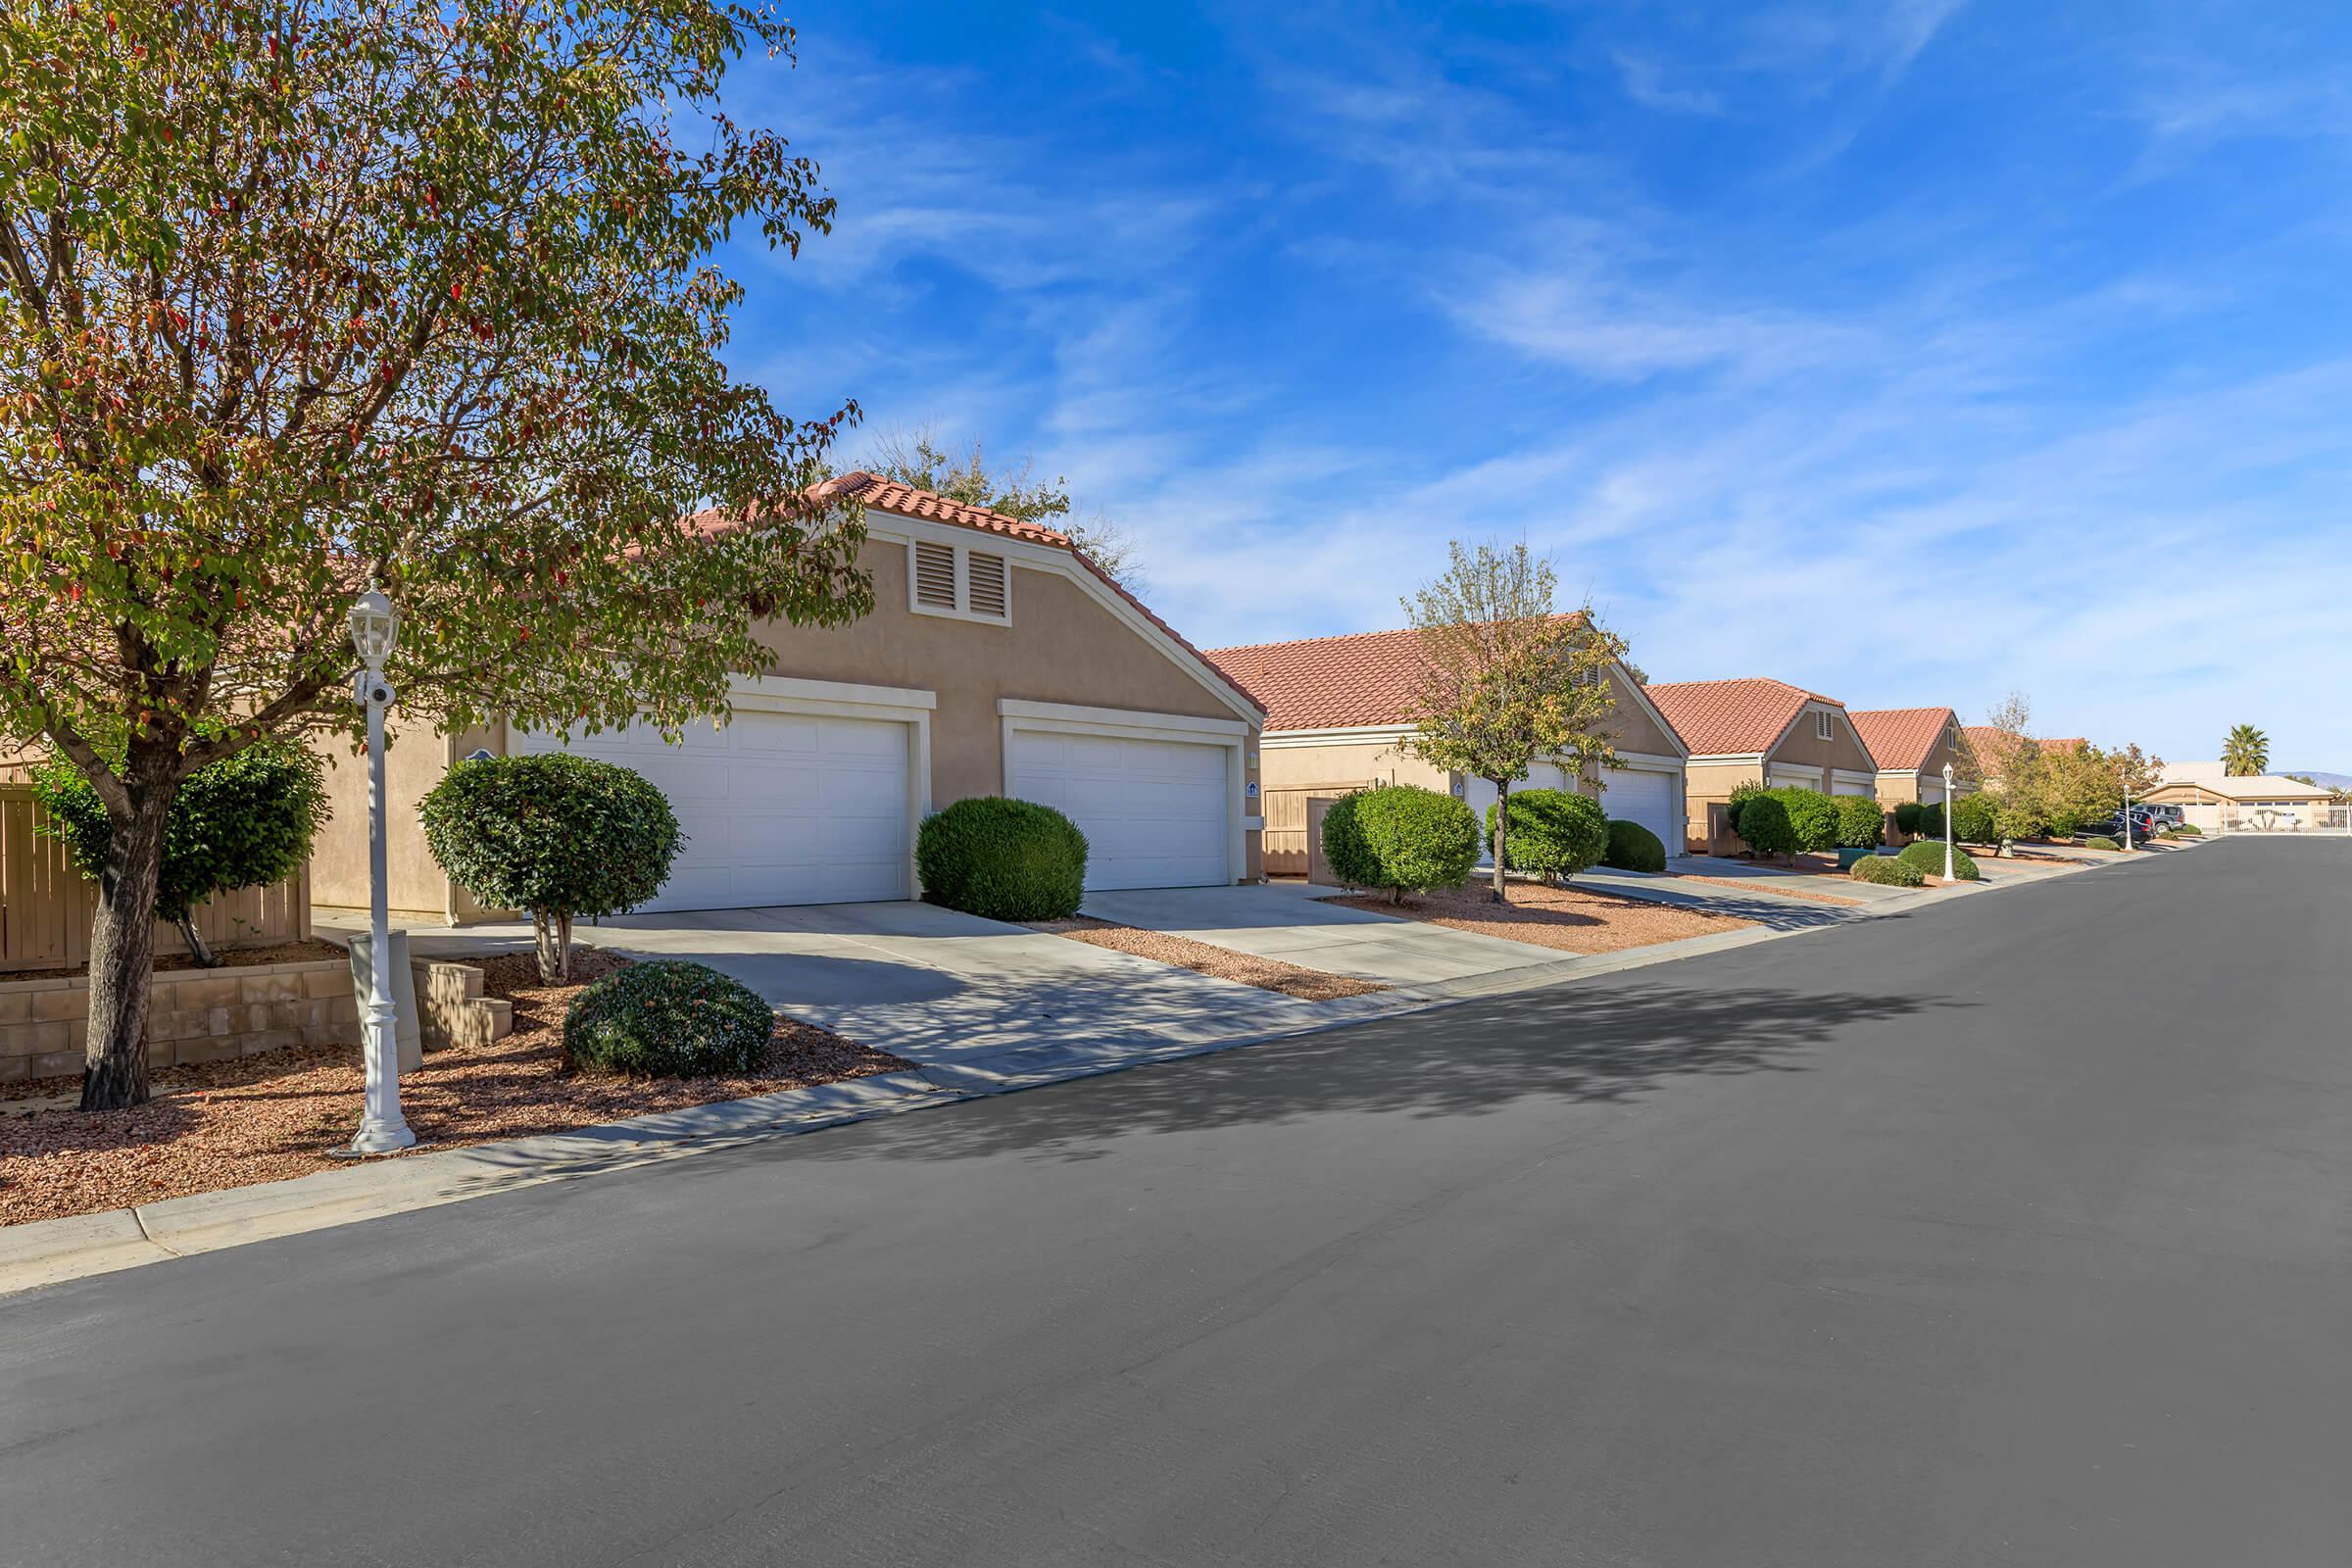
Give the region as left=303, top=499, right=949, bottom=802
left=2282, top=769, right=2352, bottom=789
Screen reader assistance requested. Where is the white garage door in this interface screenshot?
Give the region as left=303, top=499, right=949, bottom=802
left=1600, top=767, right=1680, bottom=853
left=1006, top=730, right=1229, bottom=890
left=515, top=711, right=909, bottom=911
left=1769, top=763, right=1825, bottom=789
left=1918, top=781, right=1947, bottom=805
left=1833, top=778, right=1875, bottom=797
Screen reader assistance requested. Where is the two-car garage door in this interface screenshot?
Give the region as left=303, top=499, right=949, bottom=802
left=516, top=711, right=910, bottom=912
left=1006, top=729, right=1231, bottom=891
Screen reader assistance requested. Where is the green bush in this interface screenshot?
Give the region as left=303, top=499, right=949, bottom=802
left=2163, top=823, right=2202, bottom=837
left=32, top=739, right=330, bottom=965
left=1602, top=817, right=1668, bottom=872
left=1891, top=801, right=1924, bottom=837
left=1737, top=793, right=1797, bottom=858
left=1724, top=779, right=1772, bottom=839
left=1771, top=787, right=1840, bottom=854
left=1834, top=793, right=1887, bottom=850
left=2083, top=835, right=2122, bottom=851
left=1951, top=793, right=2000, bottom=845
left=1996, top=799, right=2046, bottom=843
left=564, top=959, right=772, bottom=1077
left=1325, top=784, right=1477, bottom=901
left=420, top=752, right=683, bottom=980
left=915, top=796, right=1089, bottom=921
left=1915, top=801, right=1946, bottom=840
left=1485, top=788, right=1608, bottom=884
left=1895, top=838, right=1980, bottom=881
left=1849, top=854, right=1927, bottom=887
left=2044, top=808, right=2082, bottom=840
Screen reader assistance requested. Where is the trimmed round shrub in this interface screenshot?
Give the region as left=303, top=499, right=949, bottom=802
left=1849, top=854, right=1926, bottom=887
left=1895, top=838, right=1980, bottom=881
left=1326, top=784, right=1477, bottom=900
left=420, top=752, right=683, bottom=981
left=32, top=737, right=330, bottom=965
left=1603, top=817, right=1668, bottom=873
left=1915, top=801, right=1946, bottom=840
left=564, top=959, right=772, bottom=1077
left=1773, top=787, right=1840, bottom=854
left=1737, top=792, right=1796, bottom=858
left=1485, top=788, right=1608, bottom=884
left=2083, top=835, right=2122, bottom=851
left=2172, top=821, right=2203, bottom=836
left=1891, top=801, right=1925, bottom=837
left=1950, top=793, right=1999, bottom=845
left=1724, top=779, right=1772, bottom=839
left=1834, top=792, right=1886, bottom=850
left=916, top=796, right=1088, bottom=921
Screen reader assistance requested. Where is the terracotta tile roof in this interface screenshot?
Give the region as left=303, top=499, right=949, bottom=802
left=1642, top=677, right=1841, bottom=758
left=1962, top=727, right=2087, bottom=773
left=1850, top=707, right=1956, bottom=772
left=685, top=472, right=1261, bottom=718
left=1202, top=626, right=1430, bottom=729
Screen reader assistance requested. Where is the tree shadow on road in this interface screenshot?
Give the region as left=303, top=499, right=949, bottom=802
left=789, top=981, right=1966, bottom=1166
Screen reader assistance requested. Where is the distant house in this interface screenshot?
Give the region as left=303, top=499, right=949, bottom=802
left=1644, top=679, right=1878, bottom=855
left=1961, top=726, right=2087, bottom=793
left=1203, top=627, right=1688, bottom=875
left=2139, top=771, right=2336, bottom=835
left=1850, top=708, right=1975, bottom=810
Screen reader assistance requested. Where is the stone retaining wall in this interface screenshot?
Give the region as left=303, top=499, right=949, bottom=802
left=0, top=956, right=510, bottom=1084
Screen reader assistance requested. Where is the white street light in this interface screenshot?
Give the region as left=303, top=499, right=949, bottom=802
left=2122, top=772, right=2133, bottom=853
left=1941, top=761, right=1956, bottom=883
left=340, top=584, right=415, bottom=1155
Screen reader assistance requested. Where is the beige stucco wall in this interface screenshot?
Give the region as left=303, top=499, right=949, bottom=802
left=1602, top=680, right=1683, bottom=760
left=750, top=544, right=1247, bottom=802
left=318, top=538, right=1260, bottom=915
left=1768, top=710, right=1878, bottom=776
left=1257, top=739, right=1447, bottom=794
left=311, top=723, right=458, bottom=920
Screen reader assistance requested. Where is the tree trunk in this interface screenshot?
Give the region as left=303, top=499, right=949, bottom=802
left=1490, top=779, right=1509, bottom=904
left=173, top=913, right=219, bottom=968
left=558, top=911, right=572, bottom=981
left=531, top=908, right=563, bottom=984
left=80, top=772, right=177, bottom=1111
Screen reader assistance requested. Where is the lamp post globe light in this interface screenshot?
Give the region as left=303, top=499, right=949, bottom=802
left=1941, top=761, right=1956, bottom=883
left=341, top=584, right=415, bottom=1155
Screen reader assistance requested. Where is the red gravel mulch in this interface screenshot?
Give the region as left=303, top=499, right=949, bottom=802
left=0, top=948, right=913, bottom=1227
left=1029, top=917, right=1388, bottom=1002
left=1332, top=879, right=1751, bottom=955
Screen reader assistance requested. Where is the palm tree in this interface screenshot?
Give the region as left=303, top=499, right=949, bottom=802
left=2222, top=724, right=2270, bottom=776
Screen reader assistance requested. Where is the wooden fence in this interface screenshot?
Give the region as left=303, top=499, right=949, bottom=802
left=0, top=784, right=310, bottom=973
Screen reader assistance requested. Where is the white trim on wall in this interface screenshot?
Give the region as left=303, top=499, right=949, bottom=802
left=997, top=698, right=1250, bottom=884
left=1258, top=722, right=1418, bottom=748
left=1606, top=750, right=1686, bottom=775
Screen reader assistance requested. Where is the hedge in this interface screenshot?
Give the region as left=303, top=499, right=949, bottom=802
left=1602, top=817, right=1668, bottom=873
left=1737, top=793, right=1796, bottom=858
left=1950, top=792, right=1999, bottom=845
left=564, top=959, right=772, bottom=1077
left=1915, top=801, right=1946, bottom=840
left=1850, top=854, right=1926, bottom=887
left=1892, top=801, right=1924, bottom=837
left=2044, top=808, right=2082, bottom=840
left=1774, top=787, right=1840, bottom=854
left=1485, top=788, right=1609, bottom=884
left=915, top=796, right=1089, bottom=921
left=1325, top=784, right=1478, bottom=900
left=1833, top=792, right=1886, bottom=851
left=1895, top=838, right=1980, bottom=881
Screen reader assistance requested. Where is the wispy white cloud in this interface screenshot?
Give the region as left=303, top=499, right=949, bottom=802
left=1612, top=51, right=1723, bottom=116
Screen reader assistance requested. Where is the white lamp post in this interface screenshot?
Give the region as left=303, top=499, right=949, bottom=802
left=341, top=585, right=415, bottom=1154
left=2122, top=773, right=2132, bottom=852
left=1941, top=761, right=1956, bottom=882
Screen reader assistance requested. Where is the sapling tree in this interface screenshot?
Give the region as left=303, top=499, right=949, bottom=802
left=0, top=3, right=873, bottom=1106
left=1399, top=542, right=1625, bottom=903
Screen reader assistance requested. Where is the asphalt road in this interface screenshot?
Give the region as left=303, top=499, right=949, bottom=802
left=5, top=840, right=2349, bottom=1566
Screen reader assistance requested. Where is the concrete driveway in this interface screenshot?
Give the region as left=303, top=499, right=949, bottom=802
left=1081, top=881, right=1576, bottom=986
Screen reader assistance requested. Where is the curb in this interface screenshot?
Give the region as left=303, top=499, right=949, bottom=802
left=2, top=858, right=2119, bottom=1298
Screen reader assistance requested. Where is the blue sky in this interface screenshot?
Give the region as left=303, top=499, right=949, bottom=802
left=715, top=1, right=2352, bottom=768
